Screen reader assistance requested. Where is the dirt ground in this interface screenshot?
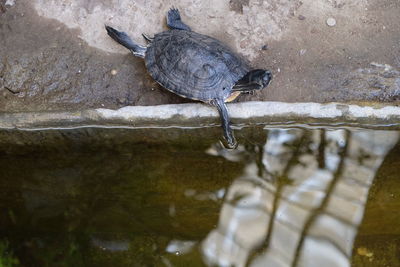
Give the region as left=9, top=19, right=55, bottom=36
left=0, top=0, right=400, bottom=112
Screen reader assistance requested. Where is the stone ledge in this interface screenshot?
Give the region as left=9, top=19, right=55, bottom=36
left=1, top=101, right=400, bottom=130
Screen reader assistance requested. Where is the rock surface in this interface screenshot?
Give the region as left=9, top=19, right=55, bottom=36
left=1, top=0, right=400, bottom=112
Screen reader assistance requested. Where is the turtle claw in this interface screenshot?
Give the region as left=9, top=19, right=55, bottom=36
left=243, top=90, right=255, bottom=95
left=142, top=33, right=154, bottom=43
left=224, top=137, right=238, bottom=149
left=166, top=7, right=191, bottom=31
left=218, top=137, right=238, bottom=150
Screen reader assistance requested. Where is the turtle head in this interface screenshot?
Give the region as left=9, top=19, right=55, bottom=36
left=232, top=69, right=272, bottom=92
left=248, top=69, right=272, bottom=90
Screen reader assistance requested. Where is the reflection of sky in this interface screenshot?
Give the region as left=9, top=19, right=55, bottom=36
left=196, top=128, right=399, bottom=267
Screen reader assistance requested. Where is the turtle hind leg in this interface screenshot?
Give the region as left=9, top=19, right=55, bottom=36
left=212, top=98, right=237, bottom=149
left=166, top=8, right=191, bottom=31
left=105, top=26, right=146, bottom=58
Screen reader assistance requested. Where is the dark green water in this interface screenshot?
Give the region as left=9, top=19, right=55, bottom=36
left=0, top=126, right=399, bottom=267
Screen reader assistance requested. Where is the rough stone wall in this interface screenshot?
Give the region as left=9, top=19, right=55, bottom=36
left=1, top=0, right=400, bottom=112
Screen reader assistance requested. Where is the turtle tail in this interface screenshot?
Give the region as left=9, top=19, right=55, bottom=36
left=105, top=25, right=146, bottom=58
left=212, top=99, right=237, bottom=149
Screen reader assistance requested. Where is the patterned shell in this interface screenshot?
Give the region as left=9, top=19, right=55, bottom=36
left=145, top=30, right=250, bottom=101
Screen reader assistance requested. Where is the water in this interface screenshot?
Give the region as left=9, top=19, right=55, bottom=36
left=0, top=126, right=399, bottom=267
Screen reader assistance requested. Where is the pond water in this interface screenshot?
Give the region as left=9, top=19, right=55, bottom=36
left=0, top=126, right=399, bottom=267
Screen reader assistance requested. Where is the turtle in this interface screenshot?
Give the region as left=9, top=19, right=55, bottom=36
left=105, top=8, right=272, bottom=148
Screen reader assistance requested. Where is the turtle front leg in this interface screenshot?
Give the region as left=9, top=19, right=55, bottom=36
left=211, top=98, right=237, bottom=149
left=166, top=8, right=192, bottom=31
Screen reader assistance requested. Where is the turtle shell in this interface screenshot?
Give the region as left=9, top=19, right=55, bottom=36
left=144, top=30, right=250, bottom=102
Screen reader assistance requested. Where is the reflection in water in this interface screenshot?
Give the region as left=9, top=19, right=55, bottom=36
left=0, top=127, right=398, bottom=266
left=201, top=129, right=398, bottom=267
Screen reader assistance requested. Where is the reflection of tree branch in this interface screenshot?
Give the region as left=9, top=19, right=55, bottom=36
left=292, top=130, right=350, bottom=267
left=202, top=128, right=399, bottom=267
left=248, top=133, right=307, bottom=263
left=256, top=144, right=266, bottom=178
left=318, top=130, right=326, bottom=169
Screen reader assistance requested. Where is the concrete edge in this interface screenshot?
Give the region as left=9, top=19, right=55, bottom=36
left=1, top=101, right=400, bottom=130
